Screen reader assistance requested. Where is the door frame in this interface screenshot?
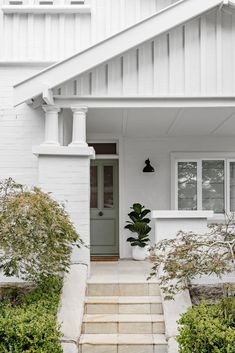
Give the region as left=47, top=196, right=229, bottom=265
left=88, top=138, right=124, bottom=258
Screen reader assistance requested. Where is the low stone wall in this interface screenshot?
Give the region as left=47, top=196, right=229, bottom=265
left=162, top=289, right=192, bottom=353
left=57, top=263, right=88, bottom=353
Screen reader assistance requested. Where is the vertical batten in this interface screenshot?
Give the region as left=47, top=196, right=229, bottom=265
left=138, top=42, right=153, bottom=95
left=74, top=14, right=81, bottom=52
left=200, top=16, right=207, bottom=95
left=12, top=14, right=19, bottom=60
left=153, top=34, right=169, bottom=95
left=45, top=14, right=51, bottom=60
left=222, top=10, right=233, bottom=94
left=123, top=50, right=138, bottom=95
left=120, top=0, right=125, bottom=30
left=232, top=13, right=235, bottom=94
left=59, top=14, right=65, bottom=59
left=169, top=26, right=184, bottom=95
left=205, top=11, right=217, bottom=95
left=27, top=14, right=34, bottom=60
left=135, top=0, right=141, bottom=21
left=216, top=10, right=222, bottom=94
left=185, top=19, right=200, bottom=95
left=108, top=57, right=122, bottom=95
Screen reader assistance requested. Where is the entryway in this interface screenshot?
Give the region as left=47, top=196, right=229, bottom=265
left=90, top=159, right=119, bottom=257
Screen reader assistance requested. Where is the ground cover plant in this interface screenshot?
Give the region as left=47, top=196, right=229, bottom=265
left=0, top=276, right=63, bottom=353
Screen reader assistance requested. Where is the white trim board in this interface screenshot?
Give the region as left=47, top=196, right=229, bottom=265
left=14, top=0, right=224, bottom=106
left=53, top=97, right=235, bottom=108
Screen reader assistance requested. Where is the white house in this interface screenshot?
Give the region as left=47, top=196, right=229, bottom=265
left=1, top=0, right=235, bottom=262
left=2, top=0, right=235, bottom=351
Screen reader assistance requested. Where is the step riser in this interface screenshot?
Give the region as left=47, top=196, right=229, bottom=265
left=80, top=344, right=168, bottom=353
left=85, top=303, right=163, bottom=314
left=82, top=322, right=165, bottom=334
left=87, top=283, right=160, bottom=296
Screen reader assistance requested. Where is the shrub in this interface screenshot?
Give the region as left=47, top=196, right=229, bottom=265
left=148, top=213, right=235, bottom=299
left=0, top=276, right=63, bottom=353
left=125, top=203, right=151, bottom=247
left=177, top=298, right=235, bottom=353
left=0, top=178, right=82, bottom=282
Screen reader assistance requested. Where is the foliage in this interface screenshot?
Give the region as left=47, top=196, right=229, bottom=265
left=148, top=213, right=235, bottom=299
left=177, top=298, right=235, bottom=353
left=0, top=276, right=63, bottom=353
left=125, top=203, right=151, bottom=248
left=0, top=178, right=82, bottom=283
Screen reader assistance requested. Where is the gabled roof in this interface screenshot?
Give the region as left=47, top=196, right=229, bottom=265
left=14, top=0, right=226, bottom=106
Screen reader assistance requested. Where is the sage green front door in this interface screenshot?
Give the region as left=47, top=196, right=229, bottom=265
left=90, top=160, right=119, bottom=255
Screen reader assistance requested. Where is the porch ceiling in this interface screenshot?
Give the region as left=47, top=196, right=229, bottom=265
left=85, top=107, right=235, bottom=137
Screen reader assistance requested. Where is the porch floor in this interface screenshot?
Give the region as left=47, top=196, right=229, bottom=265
left=89, top=260, right=158, bottom=283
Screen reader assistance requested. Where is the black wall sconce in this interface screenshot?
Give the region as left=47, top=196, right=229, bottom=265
left=143, top=158, right=155, bottom=173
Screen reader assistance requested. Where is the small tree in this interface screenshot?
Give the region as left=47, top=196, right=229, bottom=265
left=148, top=213, right=235, bottom=299
left=0, top=178, right=83, bottom=283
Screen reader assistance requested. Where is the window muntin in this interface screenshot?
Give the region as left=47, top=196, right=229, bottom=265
left=176, top=159, right=226, bottom=214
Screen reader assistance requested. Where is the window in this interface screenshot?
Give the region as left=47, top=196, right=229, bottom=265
left=173, top=154, right=235, bottom=214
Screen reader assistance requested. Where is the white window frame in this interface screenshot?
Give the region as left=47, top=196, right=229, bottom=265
left=171, top=152, right=235, bottom=217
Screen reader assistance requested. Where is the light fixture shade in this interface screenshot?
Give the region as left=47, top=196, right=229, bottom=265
left=143, top=158, right=155, bottom=173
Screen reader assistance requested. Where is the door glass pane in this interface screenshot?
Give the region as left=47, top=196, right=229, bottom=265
left=178, top=162, right=197, bottom=210
left=104, top=166, right=114, bottom=208
left=230, top=162, right=235, bottom=211
left=90, top=166, right=98, bottom=208
left=202, top=160, right=224, bottom=213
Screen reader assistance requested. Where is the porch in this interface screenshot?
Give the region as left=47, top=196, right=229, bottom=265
left=31, top=103, right=235, bottom=260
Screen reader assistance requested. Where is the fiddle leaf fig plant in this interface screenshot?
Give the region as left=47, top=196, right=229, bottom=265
left=125, top=203, right=151, bottom=248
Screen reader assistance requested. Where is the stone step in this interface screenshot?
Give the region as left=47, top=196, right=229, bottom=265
left=87, top=283, right=161, bottom=297
left=79, top=333, right=167, bottom=353
left=82, top=314, right=165, bottom=334
left=85, top=296, right=163, bottom=314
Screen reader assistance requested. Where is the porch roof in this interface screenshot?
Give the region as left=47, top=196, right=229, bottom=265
left=14, top=0, right=227, bottom=106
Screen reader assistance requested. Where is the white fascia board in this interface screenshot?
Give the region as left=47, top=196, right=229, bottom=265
left=14, top=0, right=223, bottom=106
left=2, top=5, right=91, bottom=14
left=53, top=96, right=235, bottom=108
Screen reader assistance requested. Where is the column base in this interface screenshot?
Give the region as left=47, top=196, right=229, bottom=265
left=68, top=142, right=88, bottom=147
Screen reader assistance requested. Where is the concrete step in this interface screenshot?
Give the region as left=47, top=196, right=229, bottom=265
left=85, top=295, right=163, bottom=314
left=82, top=313, right=165, bottom=334
left=87, top=283, right=161, bottom=297
left=79, top=333, right=167, bottom=353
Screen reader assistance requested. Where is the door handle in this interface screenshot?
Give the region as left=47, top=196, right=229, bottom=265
left=98, top=211, right=104, bottom=217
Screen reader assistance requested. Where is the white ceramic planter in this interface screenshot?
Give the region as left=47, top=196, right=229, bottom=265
left=132, top=246, right=147, bottom=261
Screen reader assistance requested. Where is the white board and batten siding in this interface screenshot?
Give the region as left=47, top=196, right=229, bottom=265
left=54, top=8, right=235, bottom=98
left=0, top=0, right=179, bottom=63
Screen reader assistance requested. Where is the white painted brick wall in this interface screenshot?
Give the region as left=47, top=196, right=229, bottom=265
left=38, top=155, right=91, bottom=265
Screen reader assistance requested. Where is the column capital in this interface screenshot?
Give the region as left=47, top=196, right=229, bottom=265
left=71, top=105, right=88, bottom=114
left=42, top=105, right=61, bottom=113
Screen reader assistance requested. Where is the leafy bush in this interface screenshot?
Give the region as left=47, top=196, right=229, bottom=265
left=0, top=178, right=82, bottom=282
left=149, top=213, right=235, bottom=299
left=0, top=276, right=63, bottom=353
left=125, top=203, right=151, bottom=248
left=177, top=298, right=235, bottom=353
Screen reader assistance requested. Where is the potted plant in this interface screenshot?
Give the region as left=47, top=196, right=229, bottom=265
left=125, top=203, right=151, bottom=260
